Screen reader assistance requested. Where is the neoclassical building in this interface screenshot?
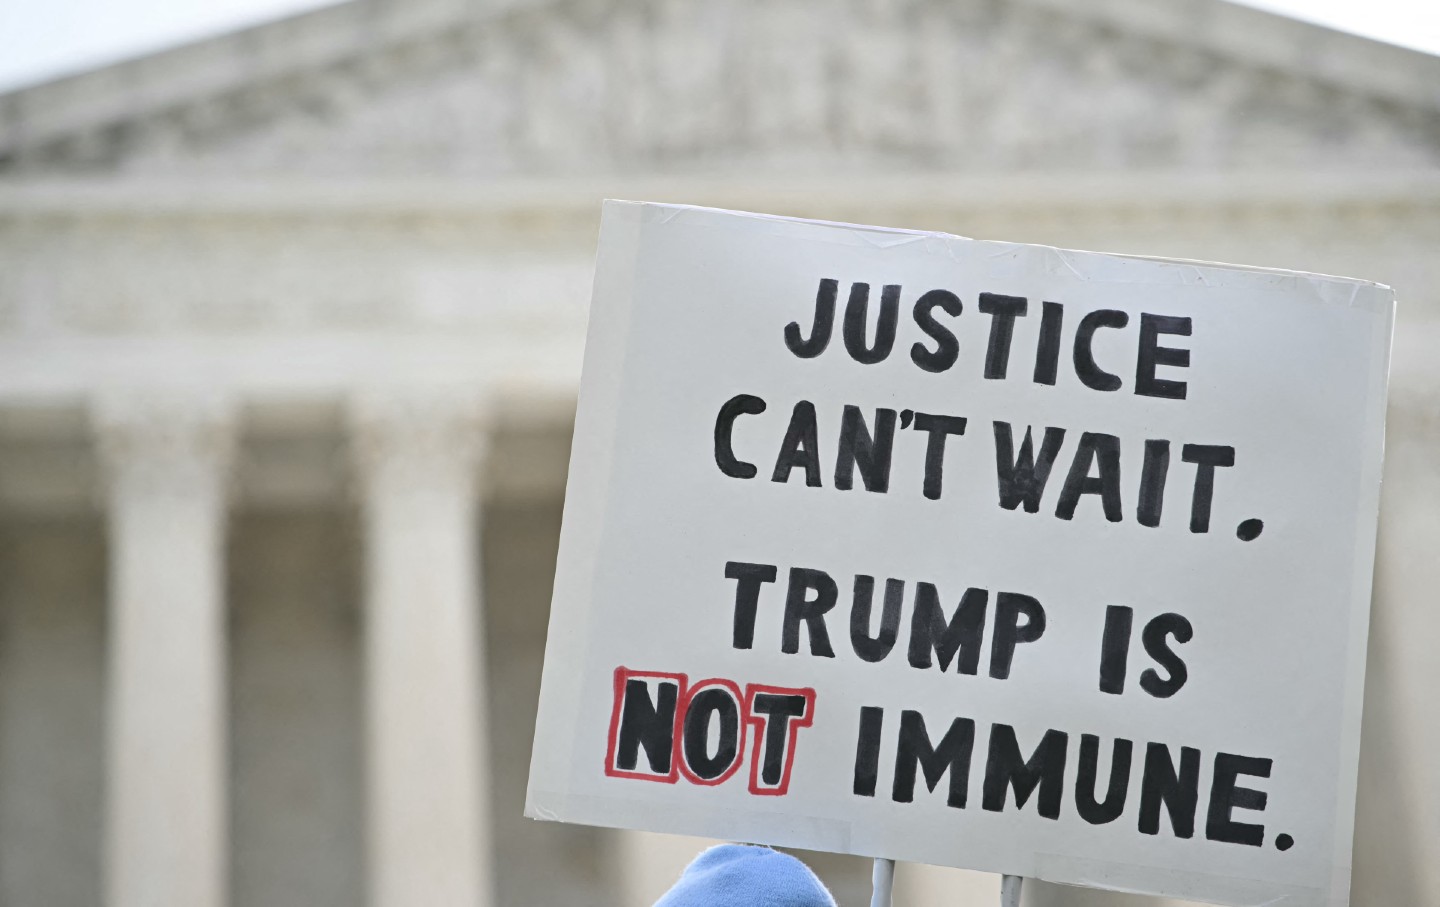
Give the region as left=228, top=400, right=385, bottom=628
left=0, top=1, right=1436, bottom=906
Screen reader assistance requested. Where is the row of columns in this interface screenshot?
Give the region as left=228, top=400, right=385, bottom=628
left=86, top=386, right=1288, bottom=907
left=93, top=392, right=492, bottom=907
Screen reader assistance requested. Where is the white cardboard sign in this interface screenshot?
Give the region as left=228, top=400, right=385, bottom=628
left=526, top=201, right=1393, bottom=907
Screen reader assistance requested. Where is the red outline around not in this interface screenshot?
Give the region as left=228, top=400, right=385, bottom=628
left=604, top=667, right=687, bottom=783
left=743, top=683, right=817, bottom=796
left=676, top=678, right=747, bottom=786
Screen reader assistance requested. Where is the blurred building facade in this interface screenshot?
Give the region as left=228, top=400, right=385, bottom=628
left=0, top=1, right=1436, bottom=906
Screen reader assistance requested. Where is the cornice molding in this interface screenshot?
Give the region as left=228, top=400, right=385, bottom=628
left=2, top=173, right=1439, bottom=223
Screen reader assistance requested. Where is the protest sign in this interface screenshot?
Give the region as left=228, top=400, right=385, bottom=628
left=525, top=201, right=1393, bottom=906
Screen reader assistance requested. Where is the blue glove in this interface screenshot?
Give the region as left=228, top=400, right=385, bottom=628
left=653, top=844, right=838, bottom=907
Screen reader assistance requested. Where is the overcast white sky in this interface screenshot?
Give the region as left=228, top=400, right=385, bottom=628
left=0, top=0, right=1436, bottom=93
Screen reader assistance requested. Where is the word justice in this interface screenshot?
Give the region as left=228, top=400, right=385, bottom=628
left=786, top=279, right=1192, bottom=398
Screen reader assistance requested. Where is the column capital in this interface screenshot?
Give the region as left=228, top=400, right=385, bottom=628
left=348, top=390, right=493, bottom=497
left=91, top=391, right=238, bottom=500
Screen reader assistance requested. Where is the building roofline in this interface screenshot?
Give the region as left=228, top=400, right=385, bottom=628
left=0, top=0, right=527, bottom=157
left=2, top=0, right=1438, bottom=161
left=1034, top=0, right=1440, bottom=110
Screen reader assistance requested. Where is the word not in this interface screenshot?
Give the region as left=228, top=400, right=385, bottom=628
left=786, top=279, right=1192, bottom=399
left=853, top=706, right=1285, bottom=849
left=605, top=667, right=815, bottom=796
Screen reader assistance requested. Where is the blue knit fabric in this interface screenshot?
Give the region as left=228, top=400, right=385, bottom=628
left=652, top=844, right=837, bottom=907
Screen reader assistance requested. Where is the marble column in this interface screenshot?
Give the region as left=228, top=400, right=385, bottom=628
left=93, top=393, right=237, bottom=907
left=350, top=393, right=492, bottom=907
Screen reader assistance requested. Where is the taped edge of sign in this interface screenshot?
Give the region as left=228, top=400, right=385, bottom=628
left=1031, top=852, right=1330, bottom=907
left=1321, top=268, right=1394, bottom=907
left=619, top=198, right=971, bottom=243
left=523, top=198, right=647, bottom=815
left=526, top=785, right=1336, bottom=907
left=604, top=201, right=1394, bottom=315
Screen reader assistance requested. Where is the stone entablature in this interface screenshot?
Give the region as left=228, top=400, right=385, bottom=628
left=1, top=173, right=1438, bottom=338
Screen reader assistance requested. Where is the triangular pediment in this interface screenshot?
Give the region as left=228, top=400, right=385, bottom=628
left=3, top=0, right=1439, bottom=177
